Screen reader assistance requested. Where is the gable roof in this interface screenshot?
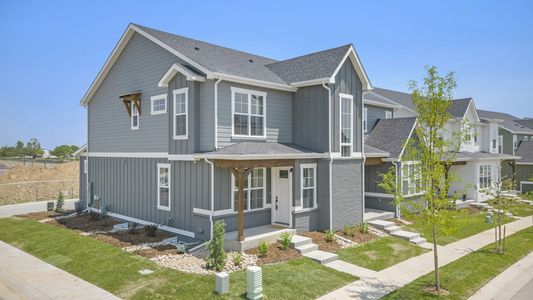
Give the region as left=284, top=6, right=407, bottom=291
left=515, top=119, right=533, bottom=130
left=478, top=109, right=533, bottom=134
left=363, top=91, right=400, bottom=109
left=80, top=23, right=372, bottom=105
left=365, top=117, right=417, bottom=160
left=196, top=142, right=326, bottom=160
left=448, top=98, right=472, bottom=118
left=516, top=141, right=533, bottom=164
left=372, top=87, right=416, bottom=112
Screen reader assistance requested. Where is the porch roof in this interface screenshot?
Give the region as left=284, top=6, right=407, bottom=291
left=452, top=151, right=520, bottom=162
left=516, top=141, right=533, bottom=164
left=364, top=144, right=389, bottom=158
left=197, top=142, right=327, bottom=160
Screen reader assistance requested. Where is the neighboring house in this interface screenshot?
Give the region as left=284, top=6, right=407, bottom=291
left=79, top=23, right=372, bottom=248
left=515, top=142, right=533, bottom=193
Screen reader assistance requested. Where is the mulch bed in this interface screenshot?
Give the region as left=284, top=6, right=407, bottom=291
left=49, top=213, right=121, bottom=232
left=303, top=231, right=343, bottom=252
left=337, top=230, right=379, bottom=244
left=245, top=243, right=300, bottom=265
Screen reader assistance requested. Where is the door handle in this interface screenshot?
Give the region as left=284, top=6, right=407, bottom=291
left=275, top=196, right=278, bottom=210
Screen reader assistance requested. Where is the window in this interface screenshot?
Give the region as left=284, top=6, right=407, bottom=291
left=232, top=168, right=266, bottom=211
left=150, top=94, right=167, bottom=115
left=232, top=87, right=266, bottom=138
left=525, top=136, right=530, bottom=142
left=83, top=159, right=88, bottom=174
left=363, top=107, right=368, bottom=133
left=513, top=135, right=518, bottom=150
left=479, top=165, right=492, bottom=190
left=491, top=139, right=497, bottom=152
left=131, top=102, right=139, bottom=130
left=298, top=164, right=317, bottom=210
left=402, top=162, right=423, bottom=196
left=340, top=94, right=353, bottom=157
left=157, top=164, right=171, bottom=210
left=173, top=88, right=188, bottom=139
left=498, top=135, right=503, bottom=153
left=385, top=110, right=392, bottom=119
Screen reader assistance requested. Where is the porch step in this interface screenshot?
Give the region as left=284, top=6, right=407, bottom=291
left=364, top=209, right=395, bottom=221
left=295, top=243, right=319, bottom=254
left=410, top=237, right=427, bottom=245
left=288, top=235, right=313, bottom=248
left=303, top=250, right=338, bottom=264
left=391, top=230, right=420, bottom=242
left=367, top=219, right=396, bottom=230
left=384, top=225, right=401, bottom=234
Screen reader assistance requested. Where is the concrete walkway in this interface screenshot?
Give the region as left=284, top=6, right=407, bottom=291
left=0, top=199, right=77, bottom=218
left=319, top=217, right=533, bottom=299
left=469, top=252, right=533, bottom=300
left=0, top=241, right=119, bottom=300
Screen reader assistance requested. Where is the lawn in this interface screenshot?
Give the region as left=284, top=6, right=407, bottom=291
left=403, top=209, right=513, bottom=245
left=0, top=217, right=356, bottom=299
left=336, top=236, right=428, bottom=271
left=510, top=202, right=533, bottom=217
left=382, top=226, right=533, bottom=299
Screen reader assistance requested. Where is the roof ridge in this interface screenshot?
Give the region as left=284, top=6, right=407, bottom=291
left=266, top=44, right=352, bottom=67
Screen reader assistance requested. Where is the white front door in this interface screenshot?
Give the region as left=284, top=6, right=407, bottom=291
left=273, top=167, right=292, bottom=225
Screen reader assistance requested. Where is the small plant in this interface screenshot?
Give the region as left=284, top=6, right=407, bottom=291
left=55, top=192, right=64, bottom=213
left=343, top=224, right=355, bottom=237
left=176, top=244, right=186, bottom=254
left=206, top=220, right=227, bottom=271
left=233, top=253, right=242, bottom=266
left=145, top=224, right=158, bottom=237
left=279, top=232, right=293, bottom=250
left=128, top=222, right=138, bottom=234
left=359, top=222, right=369, bottom=234
left=257, top=240, right=269, bottom=257
left=324, top=230, right=334, bottom=242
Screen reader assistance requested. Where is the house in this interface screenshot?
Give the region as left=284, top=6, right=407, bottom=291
left=79, top=23, right=371, bottom=249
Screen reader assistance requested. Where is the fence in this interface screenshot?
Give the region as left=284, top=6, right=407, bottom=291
left=0, top=179, right=79, bottom=206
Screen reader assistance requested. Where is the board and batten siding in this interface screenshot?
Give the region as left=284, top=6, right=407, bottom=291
left=365, top=162, right=392, bottom=193
left=292, top=85, right=329, bottom=152
left=216, top=81, right=292, bottom=147
left=365, top=104, right=393, bottom=134
left=88, top=32, right=188, bottom=153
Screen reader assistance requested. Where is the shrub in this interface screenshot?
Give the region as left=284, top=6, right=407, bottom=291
left=206, top=220, right=227, bottom=271
left=324, top=230, right=334, bottom=242
left=55, top=192, right=64, bottom=213
left=359, top=222, right=369, bottom=234
left=257, top=240, right=269, bottom=257
left=145, top=224, right=158, bottom=237
left=279, top=232, right=293, bottom=250
left=343, top=224, right=355, bottom=237
left=128, top=222, right=138, bottom=234
left=176, top=244, right=186, bottom=254
left=233, top=253, right=242, bottom=266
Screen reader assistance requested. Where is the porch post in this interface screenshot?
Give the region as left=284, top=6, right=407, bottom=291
left=231, top=167, right=252, bottom=242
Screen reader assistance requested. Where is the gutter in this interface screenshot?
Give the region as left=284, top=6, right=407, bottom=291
left=214, top=78, right=222, bottom=149
left=322, top=81, right=333, bottom=231
left=204, top=158, right=215, bottom=239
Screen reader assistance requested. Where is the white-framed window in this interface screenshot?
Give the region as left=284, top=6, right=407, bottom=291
left=491, top=138, right=497, bottom=152
left=498, top=135, right=503, bottom=153
left=479, top=165, right=492, bottom=190
left=231, top=87, right=267, bottom=138
left=363, top=107, right=368, bottom=133
left=385, top=110, right=392, bottom=119
left=402, top=161, right=423, bottom=196
left=298, top=164, right=317, bottom=210
left=525, top=136, right=530, bottom=142
left=340, top=93, right=353, bottom=157
left=513, top=135, right=518, bottom=150
left=131, top=102, right=139, bottom=130
left=83, top=159, right=88, bottom=174
left=173, top=88, right=188, bottom=139
left=150, top=94, right=167, bottom=115
left=157, top=163, right=171, bottom=211
left=231, top=168, right=266, bottom=212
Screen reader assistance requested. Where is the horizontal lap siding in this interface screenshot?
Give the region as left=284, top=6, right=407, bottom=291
left=168, top=73, right=197, bottom=154
left=88, top=33, right=182, bottom=152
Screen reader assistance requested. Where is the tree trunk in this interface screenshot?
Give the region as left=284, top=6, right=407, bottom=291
left=432, top=224, right=440, bottom=293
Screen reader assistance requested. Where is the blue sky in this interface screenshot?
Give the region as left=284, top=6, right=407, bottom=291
left=1, top=0, right=532, bottom=149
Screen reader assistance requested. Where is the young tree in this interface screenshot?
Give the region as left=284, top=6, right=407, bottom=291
left=206, top=220, right=227, bottom=271
left=379, top=66, right=466, bottom=294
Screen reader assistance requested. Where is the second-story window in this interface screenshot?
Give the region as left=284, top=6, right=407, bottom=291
left=340, top=94, right=353, bottom=157
left=131, top=103, right=139, bottom=130
left=385, top=110, right=392, bottom=119
left=363, top=107, right=368, bottom=133
left=151, top=94, right=167, bottom=115
left=173, top=88, right=188, bottom=139
left=232, top=87, right=266, bottom=138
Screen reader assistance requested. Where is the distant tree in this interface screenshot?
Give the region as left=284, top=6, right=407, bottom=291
left=52, top=145, right=79, bottom=158
left=15, top=141, right=24, bottom=156
left=25, top=138, right=42, bottom=158
left=0, top=146, right=18, bottom=157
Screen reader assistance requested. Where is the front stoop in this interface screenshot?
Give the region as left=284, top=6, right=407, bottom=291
left=368, top=220, right=427, bottom=246
left=283, top=235, right=338, bottom=264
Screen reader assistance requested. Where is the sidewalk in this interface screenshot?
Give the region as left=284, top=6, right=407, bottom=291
left=0, top=241, right=119, bottom=300
left=469, top=252, right=533, bottom=300
left=0, top=199, right=77, bottom=218
left=319, top=217, right=533, bottom=299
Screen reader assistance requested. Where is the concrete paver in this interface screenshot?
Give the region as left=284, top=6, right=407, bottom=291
left=0, top=241, right=119, bottom=300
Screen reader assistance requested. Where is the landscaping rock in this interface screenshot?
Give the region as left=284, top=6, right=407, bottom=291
left=150, top=251, right=258, bottom=274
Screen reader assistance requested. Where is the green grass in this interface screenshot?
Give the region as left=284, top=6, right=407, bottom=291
left=382, top=226, right=533, bottom=299
left=0, top=218, right=355, bottom=299
left=403, top=210, right=513, bottom=245
left=337, top=236, right=428, bottom=271
left=510, top=202, right=533, bottom=217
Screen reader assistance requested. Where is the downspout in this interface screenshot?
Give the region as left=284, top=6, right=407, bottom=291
left=85, top=106, right=90, bottom=211
left=204, top=158, right=215, bottom=239
left=214, top=78, right=222, bottom=149
left=392, top=161, right=401, bottom=218
left=322, top=81, right=333, bottom=231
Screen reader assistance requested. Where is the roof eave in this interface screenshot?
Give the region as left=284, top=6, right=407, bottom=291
left=329, top=45, right=372, bottom=91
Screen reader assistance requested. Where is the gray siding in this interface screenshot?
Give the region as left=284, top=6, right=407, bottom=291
left=292, top=85, right=329, bottom=152
left=365, top=163, right=394, bottom=193
left=331, top=59, right=363, bottom=153
left=167, top=73, right=198, bottom=154
left=217, top=81, right=292, bottom=147
left=213, top=210, right=272, bottom=233
left=199, top=80, right=215, bottom=151
left=331, top=159, right=364, bottom=229
left=365, top=195, right=395, bottom=212
left=365, top=104, right=392, bottom=133
left=517, top=165, right=533, bottom=192
left=88, top=32, right=181, bottom=153
left=499, top=128, right=513, bottom=155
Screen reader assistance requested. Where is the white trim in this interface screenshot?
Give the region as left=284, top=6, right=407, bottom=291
left=87, top=152, right=169, bottom=158
left=516, top=162, right=533, bottom=166
left=339, top=93, right=354, bottom=157
left=230, top=168, right=268, bottom=212
left=231, top=87, right=267, bottom=139
left=158, top=63, right=205, bottom=88
left=331, top=152, right=363, bottom=159
left=363, top=92, right=400, bottom=109
left=401, top=161, right=423, bottom=196
left=168, top=154, right=196, bottom=161
left=398, top=119, right=418, bottom=159
left=214, top=78, right=222, bottom=149
left=150, top=94, right=167, bottom=115
left=385, top=110, right=393, bottom=119
left=322, top=82, right=333, bottom=230
left=193, top=208, right=235, bottom=217
left=157, top=163, right=171, bottom=211
left=365, top=192, right=394, bottom=199
left=173, top=87, right=188, bottom=140
left=520, top=181, right=533, bottom=193
left=89, top=207, right=194, bottom=238
left=291, top=77, right=333, bottom=87
left=203, top=158, right=215, bottom=239
left=363, top=107, right=368, bottom=133
left=498, top=135, right=504, bottom=154
left=131, top=102, right=139, bottom=130
left=213, top=72, right=296, bottom=92
left=83, top=159, right=88, bottom=174
left=463, top=99, right=481, bottom=122
left=296, top=163, right=317, bottom=211
left=329, top=45, right=372, bottom=91
left=271, top=167, right=293, bottom=227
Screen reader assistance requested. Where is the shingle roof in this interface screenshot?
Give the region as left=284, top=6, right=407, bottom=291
left=372, top=87, right=415, bottom=111
left=453, top=151, right=517, bottom=162
left=515, top=119, right=533, bottom=130
left=363, top=91, right=400, bottom=108
left=200, top=142, right=324, bottom=159
left=478, top=109, right=533, bottom=134
left=516, top=141, right=533, bottom=164
left=265, top=45, right=352, bottom=84
left=364, top=144, right=390, bottom=157
left=365, top=117, right=417, bottom=160
left=448, top=98, right=472, bottom=118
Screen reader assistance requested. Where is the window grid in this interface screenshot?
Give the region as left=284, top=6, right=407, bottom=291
left=150, top=94, right=167, bottom=115
left=299, top=164, right=317, bottom=210
left=479, top=165, right=492, bottom=190
left=340, top=94, right=353, bottom=157
left=131, top=103, right=139, bottom=130
left=232, top=88, right=266, bottom=138
left=402, top=162, right=423, bottom=196
left=232, top=168, right=266, bottom=212
left=157, top=164, right=170, bottom=211
left=173, top=88, right=188, bottom=139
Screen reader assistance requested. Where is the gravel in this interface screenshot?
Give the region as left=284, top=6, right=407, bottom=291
left=150, top=251, right=258, bottom=275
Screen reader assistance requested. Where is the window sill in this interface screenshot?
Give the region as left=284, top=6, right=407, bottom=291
left=173, top=135, right=188, bottom=140
left=151, top=111, right=167, bottom=115
left=131, top=127, right=139, bottom=130
left=293, top=207, right=318, bottom=214
left=157, top=206, right=171, bottom=211
left=231, top=135, right=267, bottom=140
